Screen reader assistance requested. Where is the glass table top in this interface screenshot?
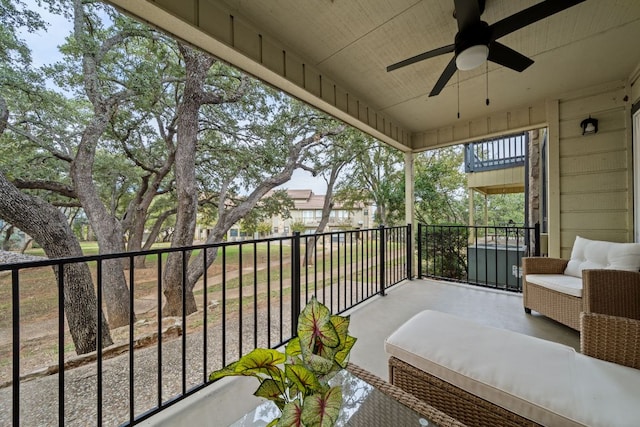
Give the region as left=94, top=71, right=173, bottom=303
left=230, top=369, right=433, bottom=427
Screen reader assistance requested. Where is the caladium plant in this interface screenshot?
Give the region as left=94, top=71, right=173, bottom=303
left=210, top=296, right=357, bottom=427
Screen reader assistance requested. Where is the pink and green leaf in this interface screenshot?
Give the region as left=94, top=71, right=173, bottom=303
left=235, top=348, right=286, bottom=378
left=330, top=315, right=350, bottom=343
left=266, top=419, right=280, bottom=427
left=298, top=297, right=340, bottom=355
left=334, top=335, right=357, bottom=368
left=301, top=386, right=343, bottom=427
left=254, top=378, right=286, bottom=406
left=285, top=337, right=302, bottom=358
left=277, top=401, right=303, bottom=427
left=303, top=353, right=335, bottom=377
left=210, top=348, right=285, bottom=382
left=285, top=363, right=321, bottom=394
left=209, top=360, right=243, bottom=382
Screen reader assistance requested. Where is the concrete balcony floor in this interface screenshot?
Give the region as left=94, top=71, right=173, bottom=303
left=149, top=278, right=579, bottom=426
left=349, top=278, right=579, bottom=379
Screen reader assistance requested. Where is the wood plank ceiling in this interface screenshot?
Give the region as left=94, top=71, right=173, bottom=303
left=108, top=0, right=640, bottom=151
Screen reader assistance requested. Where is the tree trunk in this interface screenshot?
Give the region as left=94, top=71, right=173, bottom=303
left=124, top=150, right=175, bottom=269
left=19, top=237, right=33, bottom=253
left=304, top=165, right=340, bottom=266
left=143, top=209, right=176, bottom=250
left=122, top=176, right=149, bottom=267
left=71, top=115, right=134, bottom=328
left=71, top=0, right=134, bottom=328
left=162, top=47, right=212, bottom=316
left=0, top=172, right=113, bottom=354
left=2, top=224, right=14, bottom=251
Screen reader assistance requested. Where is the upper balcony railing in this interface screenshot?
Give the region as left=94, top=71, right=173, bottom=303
left=0, top=225, right=410, bottom=426
left=464, top=132, right=527, bottom=173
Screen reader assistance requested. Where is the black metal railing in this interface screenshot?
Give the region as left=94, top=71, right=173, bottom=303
left=0, top=225, right=409, bottom=426
left=417, top=223, right=540, bottom=292
left=464, top=132, right=527, bottom=173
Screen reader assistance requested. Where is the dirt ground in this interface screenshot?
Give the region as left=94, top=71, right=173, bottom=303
left=0, top=293, right=187, bottom=386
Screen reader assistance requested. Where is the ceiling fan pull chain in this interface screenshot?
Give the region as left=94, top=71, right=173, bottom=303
left=486, top=62, right=490, bottom=106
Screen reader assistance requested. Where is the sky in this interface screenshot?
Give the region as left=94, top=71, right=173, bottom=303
left=285, top=169, right=327, bottom=194
left=20, top=1, right=69, bottom=69
left=18, top=0, right=329, bottom=195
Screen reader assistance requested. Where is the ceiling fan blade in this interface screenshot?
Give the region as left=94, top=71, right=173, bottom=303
left=454, top=0, right=481, bottom=31
left=488, top=42, right=534, bottom=72
left=429, top=57, right=457, bottom=97
left=387, top=44, right=455, bottom=72
left=490, top=0, right=587, bottom=40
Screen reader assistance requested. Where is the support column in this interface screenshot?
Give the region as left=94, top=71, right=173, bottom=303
left=469, top=188, right=475, bottom=242
left=528, top=130, right=541, bottom=227
left=484, top=194, right=488, bottom=226
left=546, top=99, right=561, bottom=257
left=404, top=151, right=416, bottom=277
left=404, top=151, right=415, bottom=227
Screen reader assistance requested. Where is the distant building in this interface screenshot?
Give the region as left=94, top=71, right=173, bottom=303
left=226, top=189, right=372, bottom=240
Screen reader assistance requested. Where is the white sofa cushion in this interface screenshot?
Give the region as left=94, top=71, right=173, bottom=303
left=525, top=274, right=583, bottom=297
left=564, top=236, right=640, bottom=278
left=385, top=310, right=640, bottom=427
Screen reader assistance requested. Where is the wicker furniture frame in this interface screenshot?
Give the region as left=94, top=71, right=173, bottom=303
left=388, top=357, right=541, bottom=427
left=522, top=257, right=640, bottom=330
left=580, top=312, right=640, bottom=370
left=389, top=279, right=640, bottom=426
left=522, top=257, right=579, bottom=329
left=346, top=363, right=466, bottom=427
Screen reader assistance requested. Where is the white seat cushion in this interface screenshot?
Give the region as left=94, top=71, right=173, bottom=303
left=564, top=236, right=640, bottom=278
left=525, top=274, right=583, bottom=297
left=385, top=310, right=640, bottom=427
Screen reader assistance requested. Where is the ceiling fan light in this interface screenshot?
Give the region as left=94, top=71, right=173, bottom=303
left=455, top=44, right=489, bottom=70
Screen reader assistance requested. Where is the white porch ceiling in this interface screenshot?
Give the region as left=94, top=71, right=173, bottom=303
left=109, top=0, right=640, bottom=151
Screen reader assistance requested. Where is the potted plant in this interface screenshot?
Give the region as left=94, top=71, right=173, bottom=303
left=210, top=296, right=357, bottom=427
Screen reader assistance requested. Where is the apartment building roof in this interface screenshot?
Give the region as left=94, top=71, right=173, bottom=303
left=266, top=189, right=367, bottom=210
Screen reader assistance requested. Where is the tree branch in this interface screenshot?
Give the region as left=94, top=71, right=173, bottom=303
left=5, top=123, right=73, bottom=162
left=12, top=179, right=77, bottom=198
left=52, top=201, right=83, bottom=208
left=200, top=76, right=248, bottom=106
left=0, top=97, right=8, bottom=136
left=96, top=28, right=155, bottom=64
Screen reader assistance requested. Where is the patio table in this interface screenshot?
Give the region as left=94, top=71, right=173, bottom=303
left=230, top=363, right=465, bottom=427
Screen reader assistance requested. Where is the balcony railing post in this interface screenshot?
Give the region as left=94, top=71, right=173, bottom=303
left=379, top=225, right=386, bottom=296
left=534, top=222, right=541, bottom=256
left=12, top=269, right=20, bottom=427
left=417, top=223, right=423, bottom=279
left=406, top=223, right=412, bottom=280
left=292, top=232, right=302, bottom=332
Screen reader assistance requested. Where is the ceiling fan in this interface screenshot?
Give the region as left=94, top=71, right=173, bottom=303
left=386, top=0, right=587, bottom=97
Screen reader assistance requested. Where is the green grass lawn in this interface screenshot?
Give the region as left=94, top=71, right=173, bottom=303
left=23, top=241, right=172, bottom=257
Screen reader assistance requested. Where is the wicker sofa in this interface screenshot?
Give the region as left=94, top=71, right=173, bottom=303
left=385, top=310, right=640, bottom=427
left=523, top=236, right=640, bottom=330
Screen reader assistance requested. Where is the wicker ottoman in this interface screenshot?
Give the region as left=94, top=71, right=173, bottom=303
left=384, top=310, right=640, bottom=427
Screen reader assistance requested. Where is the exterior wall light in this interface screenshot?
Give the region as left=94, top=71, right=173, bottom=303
left=580, top=116, right=598, bottom=135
